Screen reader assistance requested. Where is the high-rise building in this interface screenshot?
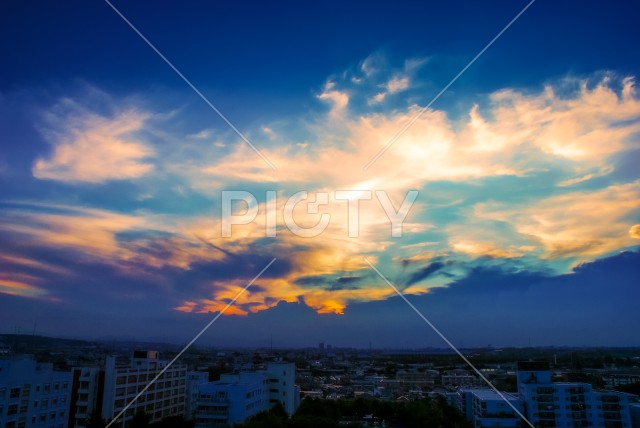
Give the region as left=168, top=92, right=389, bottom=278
left=264, top=362, right=299, bottom=416
left=100, top=351, right=187, bottom=426
left=0, top=355, right=72, bottom=428
left=68, top=367, right=102, bottom=428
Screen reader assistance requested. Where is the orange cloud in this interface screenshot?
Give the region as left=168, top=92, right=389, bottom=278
left=476, top=181, right=640, bottom=261
left=0, top=273, right=47, bottom=298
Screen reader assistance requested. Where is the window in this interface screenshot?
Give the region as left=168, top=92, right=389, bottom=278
left=8, top=404, right=18, bottom=415
left=9, top=388, right=20, bottom=399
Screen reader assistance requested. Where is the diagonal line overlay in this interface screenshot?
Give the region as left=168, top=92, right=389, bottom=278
left=364, top=257, right=535, bottom=428
left=105, top=257, right=277, bottom=428
left=363, top=0, right=535, bottom=170
left=104, top=0, right=276, bottom=170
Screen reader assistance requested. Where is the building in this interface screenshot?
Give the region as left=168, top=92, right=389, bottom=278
left=0, top=355, right=72, bottom=428
left=193, top=362, right=300, bottom=427
left=396, top=370, right=436, bottom=389
left=442, top=369, right=484, bottom=388
left=264, top=362, right=299, bottom=416
left=517, top=361, right=636, bottom=428
left=452, top=363, right=639, bottom=428
left=456, top=388, right=522, bottom=428
left=629, top=403, right=640, bottom=428
left=101, top=351, right=187, bottom=426
left=194, top=372, right=269, bottom=428
left=603, top=373, right=640, bottom=390
left=185, top=372, right=208, bottom=421
left=68, top=367, right=102, bottom=428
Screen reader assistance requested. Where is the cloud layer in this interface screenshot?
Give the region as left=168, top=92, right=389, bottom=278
left=1, top=58, right=639, bottom=327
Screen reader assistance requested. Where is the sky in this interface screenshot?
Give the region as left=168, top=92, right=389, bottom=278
left=0, top=0, right=639, bottom=348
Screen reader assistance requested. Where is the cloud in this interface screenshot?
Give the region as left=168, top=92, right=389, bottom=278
left=629, top=224, right=640, bottom=239
left=33, top=100, right=154, bottom=183
left=370, top=74, right=411, bottom=104
left=0, top=275, right=47, bottom=298
left=317, top=81, right=350, bottom=117
left=404, top=261, right=445, bottom=287
left=450, top=241, right=533, bottom=259
left=476, top=181, right=640, bottom=260
left=366, top=57, right=426, bottom=105
left=3, top=61, right=640, bottom=320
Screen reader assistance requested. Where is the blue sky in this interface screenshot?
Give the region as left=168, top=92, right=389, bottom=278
left=1, top=0, right=639, bottom=347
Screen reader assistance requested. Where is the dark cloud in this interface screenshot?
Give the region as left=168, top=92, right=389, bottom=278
left=403, top=261, right=446, bottom=287
left=2, top=250, right=638, bottom=348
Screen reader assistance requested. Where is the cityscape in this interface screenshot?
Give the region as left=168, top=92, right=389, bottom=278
left=1, top=336, right=640, bottom=427
left=2, top=0, right=640, bottom=427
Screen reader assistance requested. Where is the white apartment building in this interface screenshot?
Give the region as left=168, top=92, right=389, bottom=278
left=264, top=362, right=299, bottom=416
left=101, top=351, right=187, bottom=426
left=193, top=362, right=300, bottom=427
left=456, top=388, right=522, bottom=428
left=194, top=372, right=268, bottom=428
left=185, top=372, right=208, bottom=421
left=0, top=355, right=72, bottom=428
left=517, top=361, right=636, bottom=428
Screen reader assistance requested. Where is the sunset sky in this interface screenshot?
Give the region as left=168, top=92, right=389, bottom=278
left=1, top=0, right=639, bottom=348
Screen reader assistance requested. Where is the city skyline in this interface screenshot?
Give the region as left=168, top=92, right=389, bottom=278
left=1, top=1, right=639, bottom=349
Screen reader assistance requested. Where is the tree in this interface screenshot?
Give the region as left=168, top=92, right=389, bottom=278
left=130, top=410, right=150, bottom=428
left=84, top=411, right=107, bottom=428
